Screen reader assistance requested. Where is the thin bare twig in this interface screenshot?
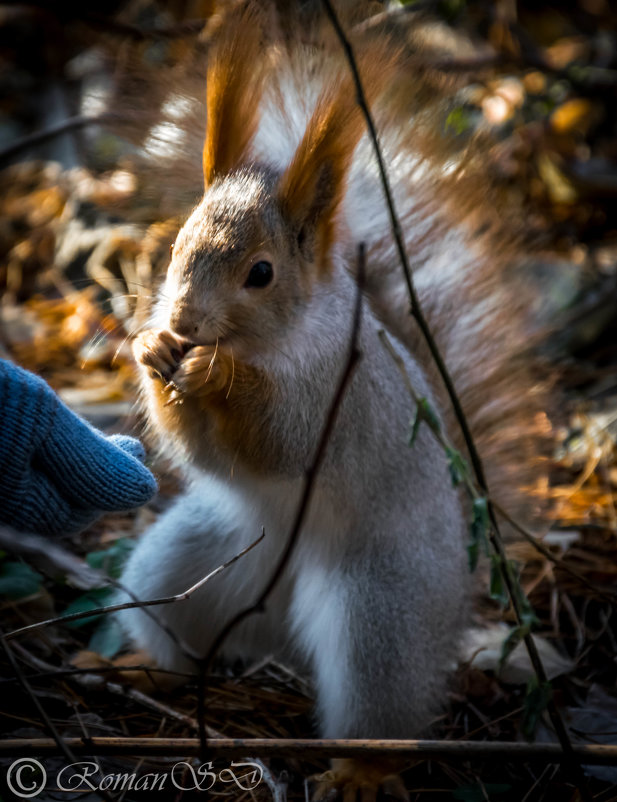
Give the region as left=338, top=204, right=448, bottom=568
left=492, top=501, right=617, bottom=605
left=0, top=635, right=77, bottom=768
left=69, top=702, right=109, bottom=795
left=320, top=3, right=590, bottom=798
left=0, top=663, right=194, bottom=685
left=0, top=526, right=103, bottom=589
left=90, top=680, right=217, bottom=736
left=1, top=737, right=617, bottom=765
left=10, top=641, right=221, bottom=738
left=0, top=635, right=117, bottom=802
left=195, top=245, right=366, bottom=756
left=252, top=759, right=288, bottom=802
left=0, top=525, right=200, bottom=660
left=4, top=530, right=264, bottom=641
left=0, top=114, right=116, bottom=166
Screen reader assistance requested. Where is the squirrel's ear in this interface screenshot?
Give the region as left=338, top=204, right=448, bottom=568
left=202, top=2, right=268, bottom=187
left=277, top=36, right=397, bottom=272
left=283, top=161, right=342, bottom=265
left=277, top=87, right=362, bottom=272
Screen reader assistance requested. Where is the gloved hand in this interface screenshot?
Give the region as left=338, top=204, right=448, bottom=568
left=0, top=359, right=157, bottom=537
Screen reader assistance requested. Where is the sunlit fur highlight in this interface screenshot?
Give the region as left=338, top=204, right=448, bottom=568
left=202, top=1, right=270, bottom=186
left=277, top=40, right=395, bottom=271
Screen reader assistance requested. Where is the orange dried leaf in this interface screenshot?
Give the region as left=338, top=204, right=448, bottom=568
left=545, top=37, right=588, bottom=69
left=523, top=71, right=546, bottom=94
left=550, top=99, right=594, bottom=136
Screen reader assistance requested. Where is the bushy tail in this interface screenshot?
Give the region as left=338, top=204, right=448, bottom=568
left=340, top=50, right=552, bottom=524
left=254, top=5, right=553, bottom=524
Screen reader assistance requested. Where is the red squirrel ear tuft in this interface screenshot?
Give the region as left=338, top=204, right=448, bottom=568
left=202, top=1, right=269, bottom=187
left=277, top=82, right=362, bottom=272
left=277, top=38, right=397, bottom=273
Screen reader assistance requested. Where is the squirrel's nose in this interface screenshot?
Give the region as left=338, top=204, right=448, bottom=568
left=169, top=307, right=200, bottom=338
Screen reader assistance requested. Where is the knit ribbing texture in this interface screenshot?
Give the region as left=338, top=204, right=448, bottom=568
left=0, top=359, right=157, bottom=536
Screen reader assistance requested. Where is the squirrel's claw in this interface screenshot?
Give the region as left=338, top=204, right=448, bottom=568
left=170, top=345, right=231, bottom=398
left=133, top=329, right=188, bottom=384
left=312, top=760, right=409, bottom=802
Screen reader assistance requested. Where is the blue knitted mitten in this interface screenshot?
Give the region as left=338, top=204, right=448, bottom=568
left=0, top=359, right=157, bottom=536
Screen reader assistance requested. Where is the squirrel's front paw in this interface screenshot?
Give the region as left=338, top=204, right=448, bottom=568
left=312, top=759, right=408, bottom=802
left=133, top=329, right=188, bottom=383
left=169, top=345, right=232, bottom=400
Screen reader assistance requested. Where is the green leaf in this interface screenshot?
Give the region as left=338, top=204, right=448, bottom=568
left=89, top=617, right=126, bottom=658
left=467, top=541, right=479, bottom=574
left=0, top=561, right=43, bottom=600
left=489, top=554, right=509, bottom=607
left=445, top=446, right=468, bottom=486
left=86, top=539, right=134, bottom=579
left=471, top=497, right=489, bottom=543
left=499, top=623, right=530, bottom=671
left=492, top=559, right=539, bottom=627
left=468, top=497, right=490, bottom=572
left=522, top=676, right=553, bottom=740
left=61, top=544, right=130, bottom=630
left=409, top=409, right=422, bottom=447
left=518, top=593, right=540, bottom=629
left=63, top=587, right=114, bottom=628
left=408, top=397, right=441, bottom=446
left=507, top=566, right=540, bottom=629
left=445, top=106, right=473, bottom=136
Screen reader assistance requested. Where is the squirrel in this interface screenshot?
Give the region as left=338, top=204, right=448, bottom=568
left=117, top=2, right=550, bottom=798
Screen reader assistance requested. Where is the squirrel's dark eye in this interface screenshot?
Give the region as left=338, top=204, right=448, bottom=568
left=245, top=260, right=273, bottom=288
